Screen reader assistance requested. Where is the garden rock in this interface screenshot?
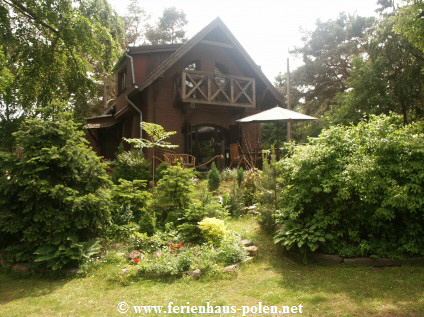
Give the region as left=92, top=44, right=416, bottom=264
left=128, top=250, right=144, bottom=260
left=223, top=264, right=238, bottom=273
left=116, top=252, right=126, bottom=258
left=12, top=263, right=30, bottom=274
left=189, top=269, right=202, bottom=279
left=244, top=245, right=258, bottom=256
left=120, top=268, right=129, bottom=275
left=313, top=253, right=343, bottom=265
left=64, top=267, right=80, bottom=276
left=242, top=256, right=254, bottom=264
left=110, top=243, right=125, bottom=250
left=241, top=240, right=253, bottom=247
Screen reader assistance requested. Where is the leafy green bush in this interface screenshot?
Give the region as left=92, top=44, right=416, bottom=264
left=34, top=237, right=100, bottom=271
left=129, top=230, right=181, bottom=253
left=273, top=114, right=424, bottom=258
left=111, top=150, right=151, bottom=183
left=132, top=244, right=219, bottom=278
left=0, top=114, right=111, bottom=269
left=216, top=234, right=248, bottom=265
left=208, top=162, right=221, bottom=191
left=198, top=217, right=229, bottom=246
left=177, top=199, right=228, bottom=242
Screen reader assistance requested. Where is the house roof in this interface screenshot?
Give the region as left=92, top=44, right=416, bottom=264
left=132, top=17, right=284, bottom=106
left=128, top=44, right=182, bottom=54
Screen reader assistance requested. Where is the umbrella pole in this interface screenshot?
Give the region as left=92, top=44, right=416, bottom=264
left=276, top=121, right=280, bottom=161
left=287, top=121, right=292, bottom=141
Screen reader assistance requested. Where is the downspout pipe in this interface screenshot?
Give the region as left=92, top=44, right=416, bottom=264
left=126, top=53, right=136, bottom=86
left=125, top=53, right=142, bottom=138
left=126, top=90, right=142, bottom=138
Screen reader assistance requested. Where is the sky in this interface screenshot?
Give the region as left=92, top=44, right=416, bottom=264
left=109, top=0, right=380, bottom=82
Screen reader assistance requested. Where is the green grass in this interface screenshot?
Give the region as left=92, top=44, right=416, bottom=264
left=1, top=216, right=423, bottom=317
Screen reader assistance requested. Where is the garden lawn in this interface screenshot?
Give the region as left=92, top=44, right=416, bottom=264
left=1, top=216, right=423, bottom=317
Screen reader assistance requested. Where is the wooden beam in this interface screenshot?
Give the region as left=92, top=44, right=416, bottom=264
left=200, top=40, right=235, bottom=49
left=182, top=98, right=255, bottom=108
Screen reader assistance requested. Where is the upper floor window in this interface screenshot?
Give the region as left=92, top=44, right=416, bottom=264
left=214, top=62, right=229, bottom=75
left=118, top=69, right=127, bottom=94
left=214, top=63, right=229, bottom=89
left=185, top=60, right=201, bottom=71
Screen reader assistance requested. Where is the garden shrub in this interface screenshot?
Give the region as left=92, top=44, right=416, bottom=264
left=242, top=168, right=260, bottom=206
left=0, top=114, right=111, bottom=269
left=236, top=167, right=244, bottom=187
left=255, top=154, right=279, bottom=232
left=198, top=217, right=229, bottom=246
left=155, top=162, right=169, bottom=182
left=129, top=229, right=181, bottom=254
left=221, top=167, right=236, bottom=181
left=108, top=179, right=153, bottom=239
left=176, top=183, right=229, bottom=242
left=216, top=234, right=248, bottom=265
left=177, top=199, right=228, bottom=242
left=208, top=162, right=221, bottom=191
left=222, top=184, right=244, bottom=217
left=111, top=150, right=151, bottom=183
left=149, top=165, right=195, bottom=227
left=273, top=114, right=424, bottom=258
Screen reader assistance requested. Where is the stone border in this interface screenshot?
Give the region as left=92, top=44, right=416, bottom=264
left=285, top=251, right=424, bottom=266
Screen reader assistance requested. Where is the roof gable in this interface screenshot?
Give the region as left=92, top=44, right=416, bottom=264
left=134, top=17, right=284, bottom=106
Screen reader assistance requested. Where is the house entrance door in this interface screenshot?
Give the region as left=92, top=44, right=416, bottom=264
left=191, top=125, right=228, bottom=168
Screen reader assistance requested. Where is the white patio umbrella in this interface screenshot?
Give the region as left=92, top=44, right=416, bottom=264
left=236, top=106, right=317, bottom=158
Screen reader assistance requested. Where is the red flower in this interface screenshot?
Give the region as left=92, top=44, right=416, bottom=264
left=177, top=244, right=183, bottom=249
left=170, top=244, right=175, bottom=249
left=133, top=258, right=140, bottom=264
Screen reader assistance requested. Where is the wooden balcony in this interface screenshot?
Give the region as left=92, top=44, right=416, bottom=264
left=179, top=70, right=255, bottom=108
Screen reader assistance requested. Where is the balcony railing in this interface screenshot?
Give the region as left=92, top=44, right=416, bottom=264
left=179, top=70, right=255, bottom=108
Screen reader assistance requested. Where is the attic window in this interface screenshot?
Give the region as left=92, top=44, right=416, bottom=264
left=185, top=60, right=200, bottom=71
left=214, top=63, right=228, bottom=75
left=118, top=69, right=126, bottom=94
left=214, top=63, right=229, bottom=89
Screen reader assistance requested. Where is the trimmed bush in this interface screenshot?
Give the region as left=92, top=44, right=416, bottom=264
left=273, top=114, right=424, bottom=258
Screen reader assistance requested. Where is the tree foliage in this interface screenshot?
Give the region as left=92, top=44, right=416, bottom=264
left=0, top=110, right=112, bottom=267
left=122, top=0, right=150, bottom=46
left=334, top=16, right=424, bottom=124
left=273, top=114, right=424, bottom=258
left=289, top=14, right=375, bottom=117
left=394, top=0, right=424, bottom=53
left=145, top=7, right=187, bottom=44
left=284, top=1, right=424, bottom=139
left=0, top=0, right=125, bottom=150
left=124, top=122, right=178, bottom=182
